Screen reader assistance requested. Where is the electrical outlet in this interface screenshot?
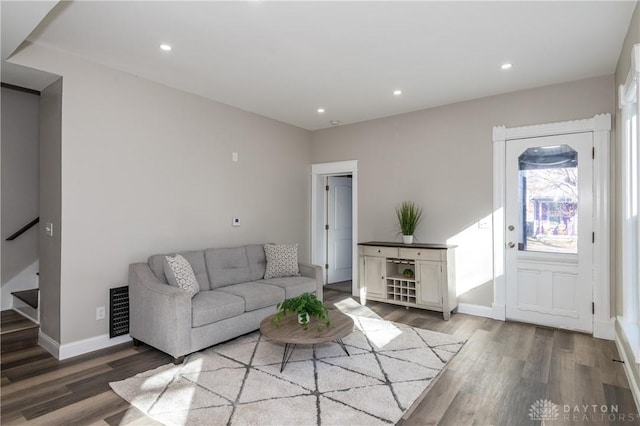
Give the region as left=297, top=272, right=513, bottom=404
left=478, top=218, right=491, bottom=229
left=96, top=306, right=105, bottom=320
left=232, top=152, right=238, bottom=162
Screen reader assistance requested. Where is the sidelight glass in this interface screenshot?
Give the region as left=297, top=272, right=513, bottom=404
left=517, top=145, right=578, bottom=254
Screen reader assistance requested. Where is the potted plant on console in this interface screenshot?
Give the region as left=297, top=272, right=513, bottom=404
left=272, top=292, right=331, bottom=331
left=396, top=201, right=424, bottom=244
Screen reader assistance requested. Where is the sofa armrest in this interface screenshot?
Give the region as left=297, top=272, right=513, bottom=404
left=129, top=262, right=192, bottom=358
left=298, top=262, right=323, bottom=302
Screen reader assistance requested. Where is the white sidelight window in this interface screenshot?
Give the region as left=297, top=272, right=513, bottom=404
left=619, top=44, right=640, bottom=363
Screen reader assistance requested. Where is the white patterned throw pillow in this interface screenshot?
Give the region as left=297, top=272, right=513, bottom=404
left=264, top=243, right=300, bottom=279
left=164, top=254, right=200, bottom=297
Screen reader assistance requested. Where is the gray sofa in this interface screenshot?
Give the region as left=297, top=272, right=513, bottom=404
left=129, top=244, right=322, bottom=363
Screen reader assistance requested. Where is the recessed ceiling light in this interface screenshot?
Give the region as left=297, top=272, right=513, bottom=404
left=501, top=63, right=512, bottom=70
left=160, top=44, right=172, bottom=51
left=330, top=120, right=340, bottom=126
left=393, top=90, right=402, bottom=96
left=317, top=108, right=325, bottom=113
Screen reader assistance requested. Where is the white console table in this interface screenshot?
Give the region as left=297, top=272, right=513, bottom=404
left=358, top=241, right=457, bottom=320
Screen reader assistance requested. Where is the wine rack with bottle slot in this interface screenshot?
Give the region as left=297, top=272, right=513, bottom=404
left=386, top=258, right=417, bottom=303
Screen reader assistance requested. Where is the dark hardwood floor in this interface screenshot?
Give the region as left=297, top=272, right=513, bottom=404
left=1, top=310, right=39, bottom=354
left=1, top=288, right=638, bottom=425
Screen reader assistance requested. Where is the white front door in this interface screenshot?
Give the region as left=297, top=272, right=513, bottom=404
left=505, top=132, right=593, bottom=333
left=327, top=176, right=353, bottom=284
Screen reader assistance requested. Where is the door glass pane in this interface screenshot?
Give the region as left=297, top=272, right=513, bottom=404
left=518, top=145, right=578, bottom=253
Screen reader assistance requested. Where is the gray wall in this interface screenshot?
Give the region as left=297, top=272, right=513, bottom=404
left=39, top=78, right=62, bottom=342
left=1, top=87, right=39, bottom=284
left=11, top=44, right=312, bottom=345
left=311, top=74, right=615, bottom=307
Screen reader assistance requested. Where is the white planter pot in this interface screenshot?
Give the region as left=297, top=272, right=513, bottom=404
left=402, top=235, right=414, bottom=244
left=298, top=312, right=309, bottom=325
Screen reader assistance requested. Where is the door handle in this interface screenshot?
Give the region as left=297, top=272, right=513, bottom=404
left=507, top=241, right=515, bottom=248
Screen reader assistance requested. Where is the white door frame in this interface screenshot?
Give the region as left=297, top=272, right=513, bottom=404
left=327, top=176, right=353, bottom=284
left=492, top=114, right=613, bottom=339
left=311, top=160, right=358, bottom=296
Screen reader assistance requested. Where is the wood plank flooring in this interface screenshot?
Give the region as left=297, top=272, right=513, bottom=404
left=1, top=310, right=39, bottom=354
left=1, top=288, right=638, bottom=425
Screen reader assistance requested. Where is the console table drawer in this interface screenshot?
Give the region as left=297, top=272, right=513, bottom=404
left=362, top=246, right=398, bottom=258
left=398, top=248, right=442, bottom=261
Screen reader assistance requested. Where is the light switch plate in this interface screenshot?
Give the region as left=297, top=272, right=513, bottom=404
left=45, top=222, right=54, bottom=237
left=232, top=217, right=240, bottom=227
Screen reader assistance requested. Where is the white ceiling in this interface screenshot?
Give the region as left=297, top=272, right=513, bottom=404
left=4, top=1, right=637, bottom=130
left=1, top=1, right=60, bottom=90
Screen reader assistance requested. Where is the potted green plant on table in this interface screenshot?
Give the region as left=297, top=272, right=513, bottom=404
left=396, top=201, right=424, bottom=244
left=272, top=292, right=331, bottom=331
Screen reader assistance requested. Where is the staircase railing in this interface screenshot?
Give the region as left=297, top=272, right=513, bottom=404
left=5, top=217, right=39, bottom=241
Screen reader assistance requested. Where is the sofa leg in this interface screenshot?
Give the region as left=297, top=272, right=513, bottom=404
left=172, top=356, right=185, bottom=365
left=132, top=338, right=141, bottom=347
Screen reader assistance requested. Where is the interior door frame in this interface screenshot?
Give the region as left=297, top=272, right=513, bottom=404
left=326, top=176, right=353, bottom=284
left=492, top=114, right=612, bottom=339
left=311, top=160, right=358, bottom=296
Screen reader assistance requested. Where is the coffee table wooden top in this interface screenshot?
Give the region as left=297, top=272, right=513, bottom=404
left=260, top=310, right=354, bottom=345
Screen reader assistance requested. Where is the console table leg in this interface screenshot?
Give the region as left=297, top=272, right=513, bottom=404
left=336, top=339, right=350, bottom=356
left=280, top=343, right=297, bottom=372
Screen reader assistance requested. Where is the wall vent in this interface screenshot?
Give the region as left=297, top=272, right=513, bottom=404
left=109, top=286, right=129, bottom=338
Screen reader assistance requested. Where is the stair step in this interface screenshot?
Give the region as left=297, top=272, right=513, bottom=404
left=11, top=289, right=38, bottom=309
left=1, top=310, right=39, bottom=353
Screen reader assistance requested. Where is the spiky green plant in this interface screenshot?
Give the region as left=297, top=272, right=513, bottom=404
left=396, top=201, right=424, bottom=236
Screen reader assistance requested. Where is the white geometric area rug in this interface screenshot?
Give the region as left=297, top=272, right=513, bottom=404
left=110, top=315, right=465, bottom=426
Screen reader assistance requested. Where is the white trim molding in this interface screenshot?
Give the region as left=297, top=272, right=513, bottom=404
left=457, top=303, right=493, bottom=319
left=616, top=44, right=640, bottom=409
left=492, top=114, right=612, bottom=339
left=38, top=331, right=60, bottom=358
left=620, top=44, right=639, bottom=109
left=615, top=317, right=640, bottom=411
left=311, top=160, right=359, bottom=297
left=39, top=331, right=132, bottom=360
left=492, top=128, right=506, bottom=322
left=59, top=333, right=132, bottom=360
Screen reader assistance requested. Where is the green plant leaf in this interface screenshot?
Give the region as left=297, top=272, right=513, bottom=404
left=396, top=201, right=424, bottom=236
left=273, top=292, right=330, bottom=331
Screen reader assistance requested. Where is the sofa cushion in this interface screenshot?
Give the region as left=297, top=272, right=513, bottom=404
left=191, top=290, right=245, bottom=327
left=264, top=243, right=300, bottom=279
left=206, top=247, right=251, bottom=289
left=164, top=254, right=200, bottom=297
left=246, top=244, right=267, bottom=281
left=216, top=282, right=285, bottom=312
left=148, top=251, right=210, bottom=291
left=258, top=276, right=316, bottom=299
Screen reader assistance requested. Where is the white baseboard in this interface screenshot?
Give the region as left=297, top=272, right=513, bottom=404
left=59, top=333, right=132, bottom=360
left=39, top=331, right=132, bottom=360
left=593, top=317, right=615, bottom=340
left=38, top=331, right=60, bottom=358
left=615, top=319, right=640, bottom=411
left=457, top=303, right=493, bottom=319
left=491, top=303, right=506, bottom=321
